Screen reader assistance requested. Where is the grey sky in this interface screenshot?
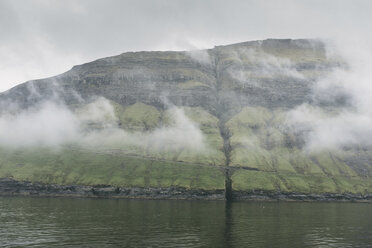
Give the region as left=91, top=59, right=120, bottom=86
left=1, top=0, right=371, bottom=92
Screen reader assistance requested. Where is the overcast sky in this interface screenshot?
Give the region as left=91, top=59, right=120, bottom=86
left=1, top=0, right=371, bottom=92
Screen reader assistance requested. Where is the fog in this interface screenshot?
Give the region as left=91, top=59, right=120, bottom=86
left=0, top=96, right=207, bottom=153
left=221, top=37, right=372, bottom=151
left=80, top=102, right=206, bottom=153
left=0, top=102, right=79, bottom=147
left=1, top=0, right=372, bottom=152
left=184, top=49, right=213, bottom=66
left=2, top=39, right=372, bottom=153
left=227, top=48, right=304, bottom=87
left=287, top=39, right=372, bottom=151
left=1, top=0, right=372, bottom=92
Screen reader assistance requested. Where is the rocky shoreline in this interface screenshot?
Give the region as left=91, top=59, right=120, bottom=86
left=233, top=190, right=372, bottom=202
left=0, top=178, right=225, bottom=200
left=1, top=178, right=372, bottom=202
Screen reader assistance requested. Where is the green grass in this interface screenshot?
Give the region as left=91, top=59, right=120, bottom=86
left=232, top=169, right=372, bottom=194
left=227, top=106, right=272, bottom=128
left=232, top=170, right=283, bottom=191
left=80, top=102, right=227, bottom=166
left=226, top=106, right=372, bottom=195
left=153, top=106, right=226, bottom=165
left=115, top=102, right=161, bottom=131
left=227, top=107, right=359, bottom=173
left=0, top=146, right=225, bottom=190
left=1, top=99, right=371, bottom=194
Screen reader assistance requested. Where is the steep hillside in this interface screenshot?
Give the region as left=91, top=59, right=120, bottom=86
left=0, top=39, right=371, bottom=200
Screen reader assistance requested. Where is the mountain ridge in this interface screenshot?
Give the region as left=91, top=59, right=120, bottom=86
left=0, top=38, right=371, bottom=200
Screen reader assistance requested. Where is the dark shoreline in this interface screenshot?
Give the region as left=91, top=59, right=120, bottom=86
left=1, top=178, right=372, bottom=202
left=0, top=178, right=225, bottom=200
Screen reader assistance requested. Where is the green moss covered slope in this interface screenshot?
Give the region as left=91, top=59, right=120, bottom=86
left=0, top=39, right=371, bottom=196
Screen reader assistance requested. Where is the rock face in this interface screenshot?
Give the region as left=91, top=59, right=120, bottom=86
left=0, top=39, right=371, bottom=200
left=0, top=39, right=332, bottom=113
left=0, top=178, right=225, bottom=200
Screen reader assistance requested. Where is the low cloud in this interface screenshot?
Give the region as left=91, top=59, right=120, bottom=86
left=228, top=48, right=304, bottom=87
left=0, top=96, right=207, bottom=153
left=184, top=49, right=213, bottom=66
left=0, top=101, right=79, bottom=147
left=287, top=39, right=372, bottom=151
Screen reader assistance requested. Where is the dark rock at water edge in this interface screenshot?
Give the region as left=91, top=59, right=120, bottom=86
left=232, top=190, right=372, bottom=202
left=0, top=178, right=225, bottom=200
left=2, top=178, right=372, bottom=202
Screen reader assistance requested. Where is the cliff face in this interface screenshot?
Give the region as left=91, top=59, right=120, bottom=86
left=0, top=39, right=371, bottom=199
left=1, top=39, right=333, bottom=112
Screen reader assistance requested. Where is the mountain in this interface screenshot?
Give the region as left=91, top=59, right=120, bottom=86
left=0, top=39, right=371, bottom=200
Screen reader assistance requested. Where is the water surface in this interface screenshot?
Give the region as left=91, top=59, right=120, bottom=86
left=0, top=197, right=371, bottom=247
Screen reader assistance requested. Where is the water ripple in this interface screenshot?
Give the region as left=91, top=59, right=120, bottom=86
left=0, top=198, right=371, bottom=247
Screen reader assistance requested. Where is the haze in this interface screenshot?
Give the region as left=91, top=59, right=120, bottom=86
left=1, top=0, right=372, bottom=92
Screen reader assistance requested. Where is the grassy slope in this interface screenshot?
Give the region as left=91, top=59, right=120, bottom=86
left=213, top=42, right=371, bottom=194
left=227, top=106, right=372, bottom=194
left=113, top=103, right=226, bottom=165
left=1, top=40, right=371, bottom=195
left=0, top=147, right=224, bottom=190
left=1, top=101, right=371, bottom=194
left=0, top=102, right=226, bottom=190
